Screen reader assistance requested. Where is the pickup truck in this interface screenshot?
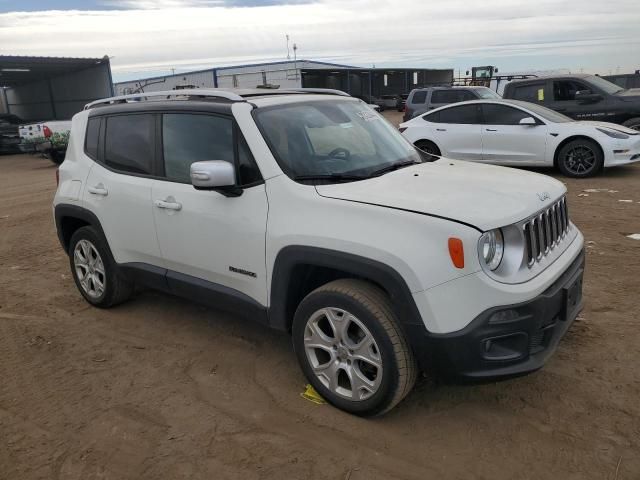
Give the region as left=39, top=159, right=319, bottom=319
left=19, top=120, right=72, bottom=164
left=503, top=74, right=640, bottom=130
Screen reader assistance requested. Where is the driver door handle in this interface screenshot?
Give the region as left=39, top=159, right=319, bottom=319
left=88, top=184, right=108, bottom=196
left=154, top=198, right=182, bottom=211
left=485, top=128, right=498, bottom=132
left=436, top=128, right=447, bottom=131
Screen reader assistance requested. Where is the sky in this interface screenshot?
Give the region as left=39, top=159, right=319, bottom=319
left=1, top=0, right=639, bottom=82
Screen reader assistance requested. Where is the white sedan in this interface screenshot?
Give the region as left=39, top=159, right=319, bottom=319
left=399, top=99, right=640, bottom=177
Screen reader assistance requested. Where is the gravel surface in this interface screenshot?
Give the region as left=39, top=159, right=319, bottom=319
left=1, top=152, right=639, bottom=479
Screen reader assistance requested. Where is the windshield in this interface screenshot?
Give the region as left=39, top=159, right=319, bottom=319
left=518, top=101, right=573, bottom=123
left=254, top=100, right=422, bottom=181
left=475, top=87, right=501, bottom=99
left=586, top=75, right=624, bottom=95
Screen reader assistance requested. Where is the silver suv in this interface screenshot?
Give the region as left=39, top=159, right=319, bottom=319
left=403, top=86, right=501, bottom=121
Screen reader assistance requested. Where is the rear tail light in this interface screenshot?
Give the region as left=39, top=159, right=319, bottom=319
left=55, top=169, right=59, bottom=186
left=43, top=126, right=52, bottom=138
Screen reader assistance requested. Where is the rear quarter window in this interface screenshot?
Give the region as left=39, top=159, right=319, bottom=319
left=411, top=91, right=427, bottom=104
left=84, top=117, right=101, bottom=160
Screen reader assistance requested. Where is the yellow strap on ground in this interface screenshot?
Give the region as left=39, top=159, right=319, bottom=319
left=301, top=384, right=326, bottom=404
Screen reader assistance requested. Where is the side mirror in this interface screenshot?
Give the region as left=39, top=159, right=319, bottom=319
left=519, top=116, right=538, bottom=126
left=575, top=90, right=602, bottom=103
left=190, top=160, right=241, bottom=197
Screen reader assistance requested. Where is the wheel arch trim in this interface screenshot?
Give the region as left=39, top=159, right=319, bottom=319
left=268, top=246, right=425, bottom=333
left=54, top=203, right=108, bottom=254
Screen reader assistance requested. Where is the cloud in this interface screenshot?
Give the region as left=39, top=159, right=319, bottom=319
left=100, top=0, right=316, bottom=8
left=1, top=0, right=639, bottom=80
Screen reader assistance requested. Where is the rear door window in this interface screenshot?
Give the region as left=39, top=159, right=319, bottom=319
left=435, top=104, right=480, bottom=124
left=481, top=104, right=531, bottom=125
left=104, top=114, right=155, bottom=175
left=411, top=91, right=427, bottom=104
left=431, top=90, right=460, bottom=104
left=510, top=83, right=547, bottom=103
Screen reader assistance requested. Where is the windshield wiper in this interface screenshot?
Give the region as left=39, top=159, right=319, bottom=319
left=293, top=173, right=368, bottom=182
left=368, top=160, right=419, bottom=177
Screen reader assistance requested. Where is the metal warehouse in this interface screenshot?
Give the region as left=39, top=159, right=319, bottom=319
left=0, top=55, right=113, bottom=121
left=114, top=60, right=454, bottom=98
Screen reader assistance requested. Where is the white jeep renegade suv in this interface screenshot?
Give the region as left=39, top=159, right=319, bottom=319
left=54, top=89, right=585, bottom=416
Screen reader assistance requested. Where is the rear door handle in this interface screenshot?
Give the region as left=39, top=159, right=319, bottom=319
left=436, top=128, right=447, bottom=131
left=485, top=128, right=498, bottom=132
left=87, top=184, right=108, bottom=196
left=154, top=198, right=182, bottom=211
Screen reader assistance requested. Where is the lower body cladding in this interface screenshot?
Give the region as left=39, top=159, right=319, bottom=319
left=408, top=249, right=585, bottom=380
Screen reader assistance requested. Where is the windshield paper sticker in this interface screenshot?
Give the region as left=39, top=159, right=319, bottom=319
left=356, top=110, right=379, bottom=122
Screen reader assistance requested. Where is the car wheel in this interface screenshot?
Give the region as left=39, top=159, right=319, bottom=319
left=557, top=139, right=603, bottom=178
left=49, top=150, right=65, bottom=165
left=292, top=279, right=417, bottom=416
left=69, top=226, right=133, bottom=308
left=414, top=140, right=441, bottom=156
left=622, top=117, right=640, bottom=131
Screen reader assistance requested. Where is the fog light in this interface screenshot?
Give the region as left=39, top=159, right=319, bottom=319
left=482, top=332, right=528, bottom=361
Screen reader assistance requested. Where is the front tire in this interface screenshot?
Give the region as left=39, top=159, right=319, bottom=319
left=556, top=139, right=603, bottom=178
left=292, top=279, right=417, bottom=416
left=414, top=140, right=441, bottom=156
left=69, top=226, right=133, bottom=308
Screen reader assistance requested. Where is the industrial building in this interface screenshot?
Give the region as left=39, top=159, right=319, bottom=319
left=0, top=55, right=113, bottom=121
left=114, top=60, right=454, bottom=99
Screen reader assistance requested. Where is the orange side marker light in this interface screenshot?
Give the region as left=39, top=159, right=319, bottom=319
left=448, top=237, right=464, bottom=269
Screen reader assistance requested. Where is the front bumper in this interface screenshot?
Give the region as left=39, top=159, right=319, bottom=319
left=409, top=250, right=585, bottom=379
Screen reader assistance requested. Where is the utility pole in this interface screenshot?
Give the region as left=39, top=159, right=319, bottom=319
left=293, top=43, right=298, bottom=81
left=286, top=34, right=291, bottom=60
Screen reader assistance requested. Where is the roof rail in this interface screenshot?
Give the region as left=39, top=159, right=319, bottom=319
left=283, top=88, right=351, bottom=97
left=84, top=89, right=245, bottom=110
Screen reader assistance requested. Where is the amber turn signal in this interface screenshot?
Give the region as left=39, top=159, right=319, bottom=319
left=448, top=237, right=464, bottom=269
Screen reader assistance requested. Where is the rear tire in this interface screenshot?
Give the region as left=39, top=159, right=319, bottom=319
left=69, top=226, right=133, bottom=308
left=414, top=140, right=441, bottom=156
left=622, top=117, right=640, bottom=131
left=556, top=139, right=603, bottom=178
left=292, top=279, right=417, bottom=416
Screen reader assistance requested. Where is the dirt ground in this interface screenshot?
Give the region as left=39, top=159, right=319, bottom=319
left=1, top=148, right=639, bottom=480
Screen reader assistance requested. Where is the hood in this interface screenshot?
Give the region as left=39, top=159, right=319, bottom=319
left=577, top=121, right=639, bottom=134
left=315, top=160, right=566, bottom=231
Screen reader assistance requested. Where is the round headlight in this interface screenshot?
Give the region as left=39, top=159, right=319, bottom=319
left=480, top=229, right=504, bottom=271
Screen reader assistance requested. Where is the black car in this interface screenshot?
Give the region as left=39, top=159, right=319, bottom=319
left=0, top=114, right=23, bottom=155
left=503, top=74, right=640, bottom=130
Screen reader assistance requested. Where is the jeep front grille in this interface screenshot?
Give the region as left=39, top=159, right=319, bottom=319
left=523, top=197, right=569, bottom=266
